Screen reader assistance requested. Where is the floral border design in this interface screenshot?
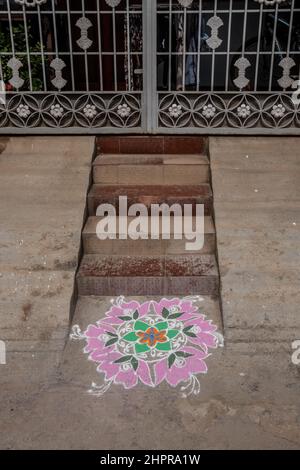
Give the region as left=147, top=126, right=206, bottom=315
left=0, top=93, right=141, bottom=129
left=159, top=93, right=300, bottom=130
left=71, top=296, right=223, bottom=398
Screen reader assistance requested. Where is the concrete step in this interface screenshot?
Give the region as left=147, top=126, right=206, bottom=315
left=93, top=153, right=210, bottom=185
left=76, top=254, right=219, bottom=296
left=96, top=136, right=207, bottom=155
left=87, top=184, right=213, bottom=216
left=82, top=215, right=216, bottom=255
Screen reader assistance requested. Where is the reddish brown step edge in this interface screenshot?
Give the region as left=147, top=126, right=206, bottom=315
left=77, top=254, right=218, bottom=277
left=77, top=255, right=219, bottom=296
left=96, top=136, right=208, bottom=155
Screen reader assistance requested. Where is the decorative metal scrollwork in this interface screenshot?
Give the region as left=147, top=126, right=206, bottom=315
left=7, top=58, right=24, bottom=89
left=206, top=16, right=223, bottom=50
left=253, top=1, right=288, bottom=4
left=177, top=0, right=194, bottom=7
left=76, top=17, right=93, bottom=51
left=278, top=57, right=296, bottom=89
left=105, top=0, right=122, bottom=7
left=233, top=58, right=251, bottom=90
left=158, top=93, right=299, bottom=130
left=14, top=0, right=47, bottom=6
left=50, top=58, right=67, bottom=91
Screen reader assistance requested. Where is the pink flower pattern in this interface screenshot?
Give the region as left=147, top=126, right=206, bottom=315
left=76, top=297, right=221, bottom=397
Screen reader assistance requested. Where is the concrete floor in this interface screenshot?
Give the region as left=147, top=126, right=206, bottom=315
left=0, top=137, right=300, bottom=449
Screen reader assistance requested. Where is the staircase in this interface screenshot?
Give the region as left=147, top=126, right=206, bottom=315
left=77, top=136, right=219, bottom=298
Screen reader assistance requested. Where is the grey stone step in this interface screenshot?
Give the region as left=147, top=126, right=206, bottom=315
left=76, top=254, right=219, bottom=296
left=87, top=184, right=213, bottom=216
left=93, top=153, right=210, bottom=185
left=82, top=215, right=216, bottom=255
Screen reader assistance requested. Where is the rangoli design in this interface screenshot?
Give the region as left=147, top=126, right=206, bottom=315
left=71, top=296, right=223, bottom=397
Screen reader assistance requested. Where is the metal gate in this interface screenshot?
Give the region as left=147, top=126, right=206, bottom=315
left=0, top=0, right=299, bottom=134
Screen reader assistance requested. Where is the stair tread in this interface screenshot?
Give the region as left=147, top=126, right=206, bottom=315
left=88, top=183, right=212, bottom=198
left=83, top=215, right=215, bottom=236
left=77, top=254, right=218, bottom=278
left=94, top=153, right=209, bottom=166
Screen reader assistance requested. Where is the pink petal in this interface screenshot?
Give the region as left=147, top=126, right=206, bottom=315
left=153, top=298, right=180, bottom=316
left=138, top=301, right=151, bottom=317
left=89, top=347, right=115, bottom=362
left=98, top=361, right=120, bottom=380
left=85, top=325, right=103, bottom=338
left=107, top=305, right=123, bottom=317
left=189, top=332, right=218, bottom=349
left=166, top=366, right=190, bottom=387
left=187, top=356, right=208, bottom=375
left=154, top=359, right=168, bottom=386
left=137, top=361, right=153, bottom=387
left=115, top=369, right=138, bottom=389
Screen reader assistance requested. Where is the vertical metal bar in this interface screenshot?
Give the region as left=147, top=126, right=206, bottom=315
left=254, top=3, right=263, bottom=91
left=51, top=0, right=59, bottom=56
left=287, top=0, right=295, bottom=57
left=143, top=0, right=156, bottom=132
left=210, top=0, right=217, bottom=92
left=241, top=0, right=248, bottom=57
left=268, top=2, right=279, bottom=91
left=126, top=0, right=131, bottom=91
left=96, top=0, right=103, bottom=91
left=66, top=0, right=75, bottom=91
left=196, top=0, right=202, bottom=91
left=6, top=0, right=15, bottom=56
left=6, top=0, right=18, bottom=90
left=182, top=6, right=187, bottom=91
left=168, top=0, right=172, bottom=90
left=225, top=0, right=233, bottom=91
left=22, top=6, right=33, bottom=91
left=37, top=5, right=47, bottom=92
left=0, top=56, right=3, bottom=83
left=81, top=0, right=89, bottom=91
left=112, top=7, right=118, bottom=91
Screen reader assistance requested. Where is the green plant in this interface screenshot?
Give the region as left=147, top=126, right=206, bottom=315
left=0, top=23, right=44, bottom=91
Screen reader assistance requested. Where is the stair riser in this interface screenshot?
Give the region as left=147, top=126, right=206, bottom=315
left=93, top=165, right=209, bottom=185
left=88, top=197, right=213, bottom=217
left=96, top=136, right=207, bottom=155
left=83, top=234, right=216, bottom=255
left=77, top=276, right=219, bottom=296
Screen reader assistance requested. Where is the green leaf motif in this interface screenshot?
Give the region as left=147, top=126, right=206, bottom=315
left=105, top=337, right=118, bottom=347
left=132, top=310, right=139, bottom=320
left=167, top=329, right=180, bottom=339
left=162, top=307, right=170, bottom=319
left=106, top=331, right=118, bottom=338
left=155, top=321, right=168, bottom=331
left=114, top=355, right=133, bottom=364
left=123, top=332, right=139, bottom=342
left=131, top=357, right=139, bottom=371
left=156, top=341, right=172, bottom=351
left=185, top=331, right=197, bottom=338
left=175, top=351, right=193, bottom=358
left=118, top=316, right=133, bottom=322
left=168, top=312, right=184, bottom=319
left=135, top=343, right=150, bottom=354
left=183, top=325, right=194, bottom=333
left=134, top=320, right=149, bottom=332
left=168, top=353, right=176, bottom=369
